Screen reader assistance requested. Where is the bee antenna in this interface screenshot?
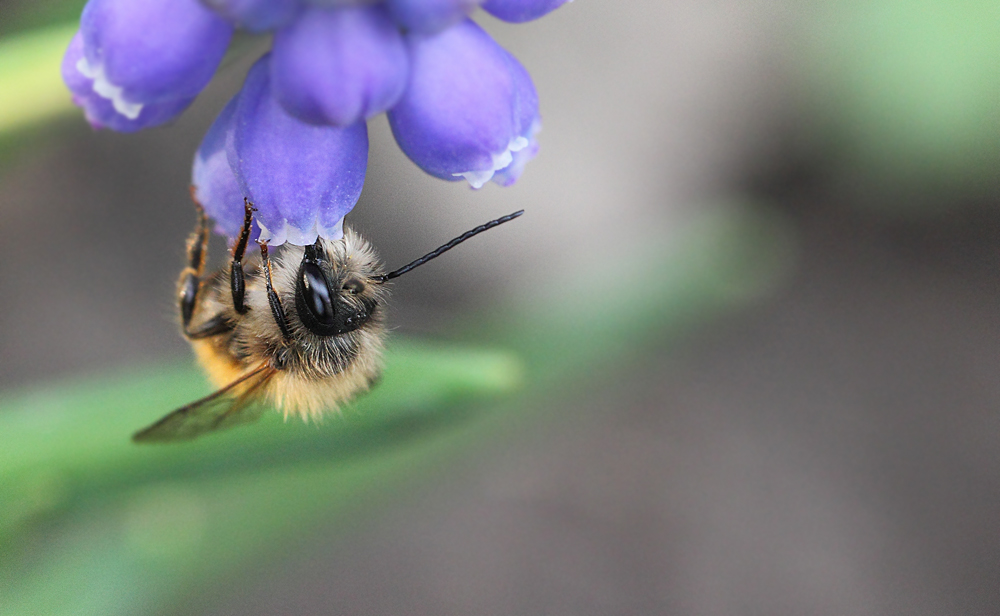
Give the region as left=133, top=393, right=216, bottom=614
left=374, top=210, right=524, bottom=283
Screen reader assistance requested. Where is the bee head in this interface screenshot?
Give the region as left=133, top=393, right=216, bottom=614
left=287, top=209, right=523, bottom=339
left=293, top=234, right=383, bottom=338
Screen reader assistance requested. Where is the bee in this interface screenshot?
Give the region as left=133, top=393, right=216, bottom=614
left=133, top=197, right=523, bottom=442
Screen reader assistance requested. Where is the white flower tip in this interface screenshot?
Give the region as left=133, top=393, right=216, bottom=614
left=284, top=223, right=318, bottom=246
left=74, top=57, right=96, bottom=79
left=510, top=136, right=529, bottom=152
left=257, top=216, right=345, bottom=247
left=256, top=218, right=284, bottom=246
left=320, top=217, right=346, bottom=242
left=454, top=134, right=532, bottom=188
left=456, top=166, right=500, bottom=189
left=76, top=57, right=144, bottom=120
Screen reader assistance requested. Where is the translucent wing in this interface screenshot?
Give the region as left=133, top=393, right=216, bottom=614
left=132, top=365, right=277, bottom=442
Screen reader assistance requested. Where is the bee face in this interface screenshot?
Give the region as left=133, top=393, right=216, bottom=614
left=293, top=233, right=382, bottom=338
left=254, top=229, right=388, bottom=378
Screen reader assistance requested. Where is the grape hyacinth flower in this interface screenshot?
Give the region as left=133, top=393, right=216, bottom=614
left=65, top=0, right=233, bottom=132
left=63, top=0, right=572, bottom=245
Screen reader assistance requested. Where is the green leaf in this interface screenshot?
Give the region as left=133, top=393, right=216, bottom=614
left=0, top=23, right=78, bottom=137
left=0, top=340, right=524, bottom=615
left=796, top=0, right=1000, bottom=198
left=0, top=339, right=522, bottom=537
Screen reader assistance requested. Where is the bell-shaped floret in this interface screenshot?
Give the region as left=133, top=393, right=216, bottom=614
left=384, top=0, right=481, bottom=34
left=61, top=32, right=193, bottom=132
left=192, top=96, right=246, bottom=238
left=271, top=5, right=408, bottom=126
left=387, top=19, right=541, bottom=189
left=225, top=56, right=369, bottom=246
left=481, top=0, right=572, bottom=23
left=70, top=0, right=231, bottom=128
left=202, top=0, right=302, bottom=32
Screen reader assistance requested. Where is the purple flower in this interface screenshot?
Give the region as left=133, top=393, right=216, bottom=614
left=202, top=0, right=302, bottom=33
left=271, top=5, right=408, bottom=126
left=62, top=32, right=194, bottom=133
left=388, top=19, right=540, bottom=188
left=194, top=56, right=369, bottom=246
left=65, top=0, right=570, bottom=244
left=481, top=0, right=572, bottom=23
left=192, top=97, right=245, bottom=238
left=385, top=0, right=481, bottom=34
left=72, top=0, right=232, bottom=129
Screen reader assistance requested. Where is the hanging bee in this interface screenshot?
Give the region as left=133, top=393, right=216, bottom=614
left=133, top=199, right=523, bottom=442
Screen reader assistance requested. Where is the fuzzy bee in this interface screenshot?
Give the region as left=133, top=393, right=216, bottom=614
left=133, top=198, right=523, bottom=442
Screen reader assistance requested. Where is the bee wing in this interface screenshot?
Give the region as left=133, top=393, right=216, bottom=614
left=132, top=365, right=277, bottom=442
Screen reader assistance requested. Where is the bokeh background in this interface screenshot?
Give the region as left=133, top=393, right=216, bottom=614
left=4, top=0, right=1000, bottom=614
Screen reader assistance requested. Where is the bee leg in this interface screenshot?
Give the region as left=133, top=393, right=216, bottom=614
left=230, top=198, right=254, bottom=315
left=185, top=314, right=232, bottom=339
left=179, top=196, right=210, bottom=330
left=259, top=241, right=293, bottom=340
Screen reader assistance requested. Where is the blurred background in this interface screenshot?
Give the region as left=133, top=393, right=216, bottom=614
left=4, top=0, right=1000, bottom=614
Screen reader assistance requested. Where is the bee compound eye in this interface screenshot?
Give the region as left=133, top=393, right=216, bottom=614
left=297, top=262, right=337, bottom=327
left=295, top=262, right=376, bottom=337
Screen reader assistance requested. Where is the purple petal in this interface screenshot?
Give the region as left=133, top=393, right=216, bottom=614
left=80, top=0, right=232, bottom=108
left=481, top=0, right=571, bottom=22
left=387, top=19, right=541, bottom=188
left=384, top=0, right=481, bottom=34
left=227, top=55, right=369, bottom=246
left=271, top=5, right=408, bottom=126
left=503, top=46, right=540, bottom=145
left=202, top=0, right=302, bottom=33
left=61, top=32, right=192, bottom=132
left=192, top=95, right=247, bottom=238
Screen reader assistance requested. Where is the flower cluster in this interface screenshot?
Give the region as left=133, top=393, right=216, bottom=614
left=62, top=0, right=568, bottom=245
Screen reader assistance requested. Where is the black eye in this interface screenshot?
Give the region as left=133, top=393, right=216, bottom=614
left=297, top=262, right=337, bottom=327
left=295, top=261, right=377, bottom=337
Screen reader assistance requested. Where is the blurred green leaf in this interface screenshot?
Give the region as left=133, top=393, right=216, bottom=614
left=0, top=23, right=78, bottom=136
left=0, top=340, right=522, bottom=539
left=0, top=1, right=86, bottom=39
left=797, top=0, right=1000, bottom=197
left=0, top=340, right=523, bottom=615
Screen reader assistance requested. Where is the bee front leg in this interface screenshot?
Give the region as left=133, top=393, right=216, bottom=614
left=230, top=198, right=254, bottom=315
left=259, top=241, right=293, bottom=340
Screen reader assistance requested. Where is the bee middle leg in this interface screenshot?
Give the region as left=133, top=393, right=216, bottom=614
left=179, top=192, right=234, bottom=340
left=178, top=197, right=210, bottom=331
